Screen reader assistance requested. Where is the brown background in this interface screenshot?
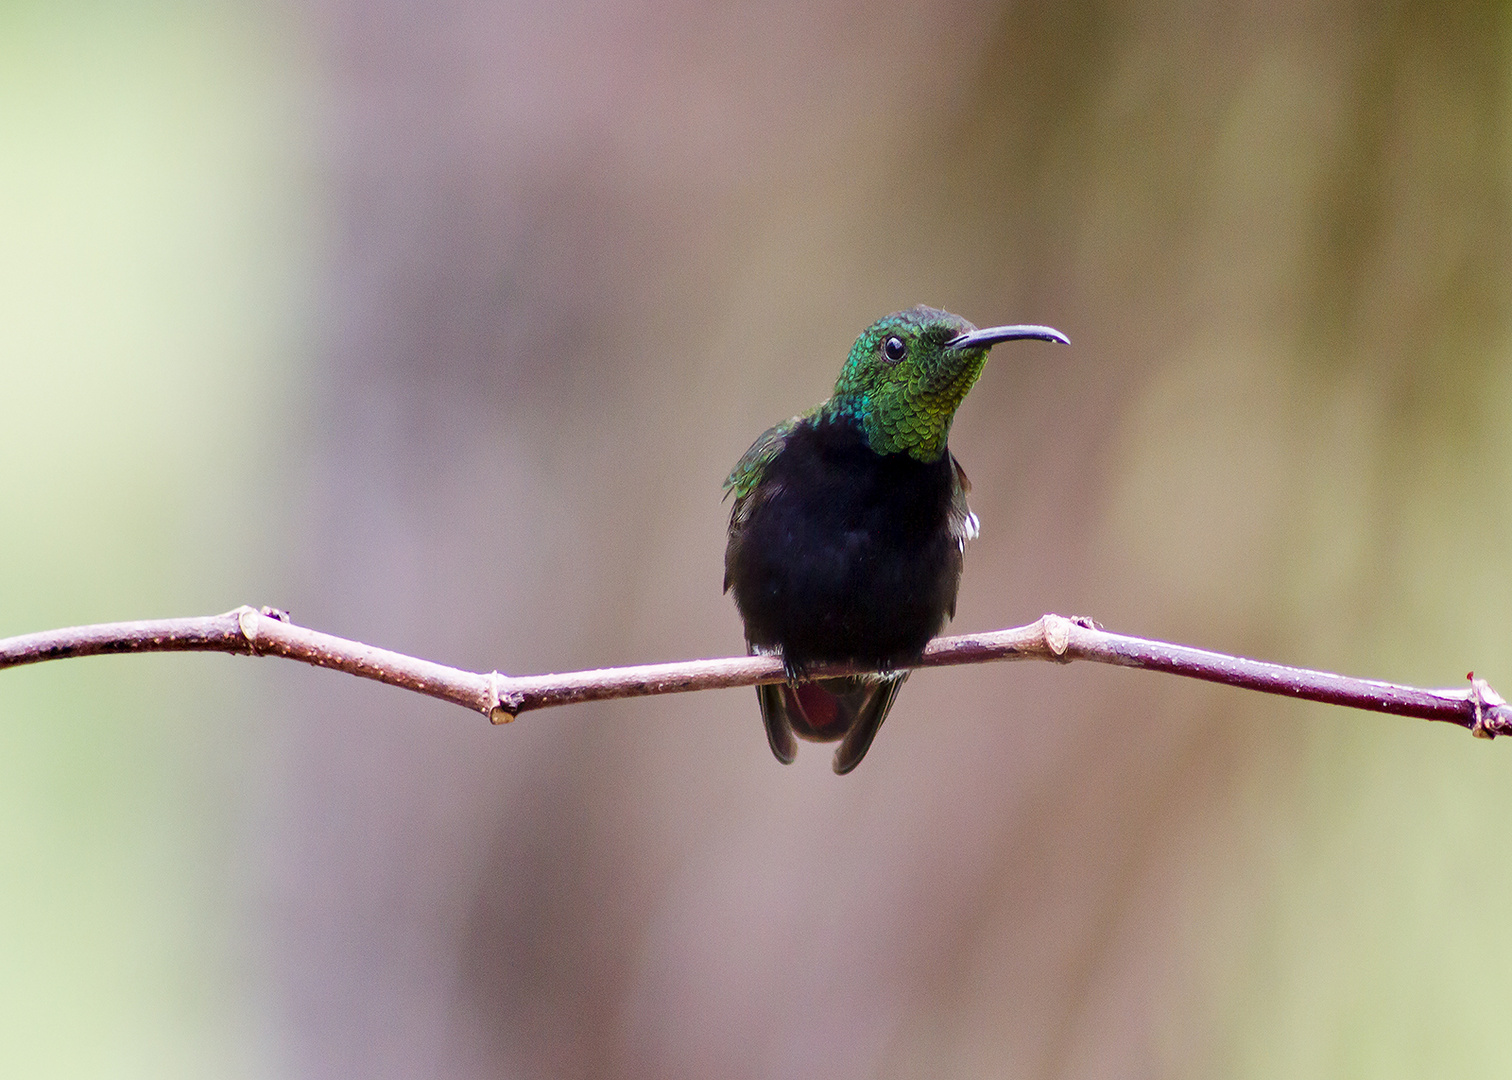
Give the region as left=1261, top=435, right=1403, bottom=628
left=5, top=1, right=1512, bottom=1077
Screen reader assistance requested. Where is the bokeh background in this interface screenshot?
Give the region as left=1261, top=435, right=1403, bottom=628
left=5, top=0, right=1512, bottom=1076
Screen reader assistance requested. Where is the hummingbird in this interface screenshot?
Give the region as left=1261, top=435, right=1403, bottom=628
left=723, top=305, right=1068, bottom=773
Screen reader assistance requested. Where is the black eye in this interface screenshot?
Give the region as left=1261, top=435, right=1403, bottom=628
left=882, top=335, right=907, bottom=362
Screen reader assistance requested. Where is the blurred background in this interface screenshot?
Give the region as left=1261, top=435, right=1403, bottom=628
left=4, top=0, right=1512, bottom=1075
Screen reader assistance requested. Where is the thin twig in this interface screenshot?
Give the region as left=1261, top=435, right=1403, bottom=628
left=0, top=607, right=1507, bottom=737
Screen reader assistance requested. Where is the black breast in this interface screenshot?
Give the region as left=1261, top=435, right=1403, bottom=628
left=726, top=415, right=964, bottom=671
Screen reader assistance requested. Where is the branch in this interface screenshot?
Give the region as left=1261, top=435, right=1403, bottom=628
left=1, top=607, right=1507, bottom=738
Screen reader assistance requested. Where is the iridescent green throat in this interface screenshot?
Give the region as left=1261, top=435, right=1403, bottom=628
left=818, top=306, right=987, bottom=462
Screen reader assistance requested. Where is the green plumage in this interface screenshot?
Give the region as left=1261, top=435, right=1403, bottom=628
left=822, top=306, right=988, bottom=461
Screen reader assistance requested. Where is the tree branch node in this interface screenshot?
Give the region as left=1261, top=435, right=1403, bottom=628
left=1041, top=614, right=1073, bottom=659
left=489, top=672, right=523, bottom=723
left=1468, top=672, right=1508, bottom=739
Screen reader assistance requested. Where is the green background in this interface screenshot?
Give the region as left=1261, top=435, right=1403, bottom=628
left=3, top=1, right=1512, bottom=1076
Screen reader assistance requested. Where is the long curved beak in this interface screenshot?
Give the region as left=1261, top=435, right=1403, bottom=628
left=945, top=324, right=1069, bottom=350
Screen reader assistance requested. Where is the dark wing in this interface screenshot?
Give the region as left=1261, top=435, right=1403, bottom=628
left=831, top=674, right=906, bottom=774
left=723, top=417, right=798, bottom=591
left=724, top=416, right=799, bottom=502
left=756, top=682, right=798, bottom=764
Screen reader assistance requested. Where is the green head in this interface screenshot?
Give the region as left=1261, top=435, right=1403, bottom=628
left=821, top=305, right=1068, bottom=461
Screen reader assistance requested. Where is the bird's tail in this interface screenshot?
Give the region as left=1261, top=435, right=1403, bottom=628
left=757, top=673, right=907, bottom=774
